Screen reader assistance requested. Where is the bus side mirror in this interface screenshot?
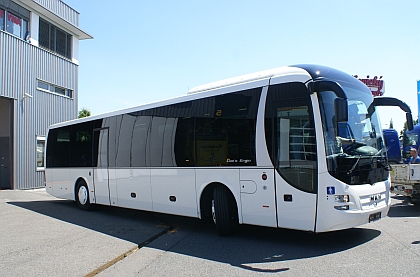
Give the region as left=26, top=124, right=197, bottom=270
left=334, top=98, right=348, bottom=123
left=407, top=113, right=414, bottom=131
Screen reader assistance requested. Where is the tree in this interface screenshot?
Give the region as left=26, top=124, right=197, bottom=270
left=78, top=107, right=91, bottom=118
left=400, top=118, right=419, bottom=137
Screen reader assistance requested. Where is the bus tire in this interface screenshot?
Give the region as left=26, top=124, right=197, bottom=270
left=212, top=185, right=238, bottom=236
left=76, top=180, right=91, bottom=211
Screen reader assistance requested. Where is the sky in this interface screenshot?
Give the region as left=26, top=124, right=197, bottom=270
left=64, top=0, right=420, bottom=133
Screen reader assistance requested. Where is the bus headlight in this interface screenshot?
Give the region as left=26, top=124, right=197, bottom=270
left=335, top=195, right=349, bottom=203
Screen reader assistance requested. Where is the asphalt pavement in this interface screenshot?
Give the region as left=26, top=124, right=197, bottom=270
left=1, top=188, right=419, bottom=277
left=0, top=188, right=170, bottom=277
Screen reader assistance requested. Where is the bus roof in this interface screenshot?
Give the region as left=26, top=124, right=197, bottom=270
left=188, top=66, right=308, bottom=94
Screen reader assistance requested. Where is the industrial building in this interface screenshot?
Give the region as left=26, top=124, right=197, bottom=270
left=0, top=0, right=92, bottom=189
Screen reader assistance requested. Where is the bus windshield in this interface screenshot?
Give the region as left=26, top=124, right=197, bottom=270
left=405, top=132, right=418, bottom=147
left=318, top=85, right=387, bottom=185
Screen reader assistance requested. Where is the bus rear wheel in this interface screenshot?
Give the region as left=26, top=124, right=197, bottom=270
left=76, top=180, right=91, bottom=211
left=212, top=185, right=238, bottom=236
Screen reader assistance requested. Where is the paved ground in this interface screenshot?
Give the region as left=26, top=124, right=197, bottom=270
left=100, top=199, right=420, bottom=277
left=0, top=189, right=169, bottom=277
left=1, top=189, right=419, bottom=276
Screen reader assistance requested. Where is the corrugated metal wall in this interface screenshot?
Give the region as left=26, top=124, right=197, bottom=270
left=32, top=0, right=79, bottom=26
left=0, top=31, right=77, bottom=189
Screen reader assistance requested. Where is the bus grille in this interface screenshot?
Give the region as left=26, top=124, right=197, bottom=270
left=359, top=192, right=387, bottom=210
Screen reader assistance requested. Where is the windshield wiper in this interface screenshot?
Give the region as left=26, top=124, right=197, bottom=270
left=347, top=155, right=361, bottom=175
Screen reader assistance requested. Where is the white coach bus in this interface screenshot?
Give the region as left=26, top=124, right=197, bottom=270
left=45, top=64, right=413, bottom=235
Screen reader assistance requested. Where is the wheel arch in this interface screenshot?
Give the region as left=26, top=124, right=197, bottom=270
left=74, top=177, right=90, bottom=202
left=199, top=182, right=241, bottom=223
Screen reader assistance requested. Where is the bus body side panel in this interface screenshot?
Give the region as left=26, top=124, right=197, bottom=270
left=47, top=168, right=72, bottom=200
left=109, top=169, right=118, bottom=206
left=239, top=168, right=277, bottom=227
left=94, top=168, right=111, bottom=205
left=196, top=169, right=242, bottom=223
left=45, top=169, right=53, bottom=195
left=116, top=168, right=152, bottom=211
left=151, top=168, right=197, bottom=217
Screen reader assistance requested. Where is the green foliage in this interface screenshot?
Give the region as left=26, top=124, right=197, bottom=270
left=78, top=107, right=91, bottom=118
left=400, top=118, right=419, bottom=136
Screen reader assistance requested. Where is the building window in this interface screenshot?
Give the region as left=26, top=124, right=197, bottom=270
left=37, top=80, right=73, bottom=98
left=6, top=11, right=20, bottom=36
left=54, top=86, right=66, bottom=95
left=37, top=80, right=49, bottom=91
left=0, top=1, right=29, bottom=40
left=0, top=9, right=4, bottom=30
left=39, top=18, right=72, bottom=59
left=37, top=137, right=46, bottom=171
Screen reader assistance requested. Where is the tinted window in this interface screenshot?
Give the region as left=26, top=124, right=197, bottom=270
left=48, top=88, right=261, bottom=168
left=104, top=117, right=116, bottom=167
left=150, top=102, right=195, bottom=167
left=147, top=88, right=261, bottom=167
left=131, top=116, right=151, bottom=167
left=149, top=116, right=169, bottom=166
left=47, top=121, right=100, bottom=168
left=94, top=128, right=109, bottom=168
left=70, top=122, right=93, bottom=167
left=115, top=115, right=136, bottom=167
left=191, top=88, right=260, bottom=166
left=174, top=117, right=195, bottom=166
left=46, top=127, right=70, bottom=167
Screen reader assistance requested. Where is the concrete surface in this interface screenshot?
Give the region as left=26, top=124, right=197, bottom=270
left=0, top=189, right=169, bottom=277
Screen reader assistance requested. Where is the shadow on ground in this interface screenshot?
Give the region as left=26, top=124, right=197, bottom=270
left=161, top=217, right=382, bottom=273
left=388, top=195, right=420, bottom=217
left=8, top=199, right=171, bottom=246
left=8, top=198, right=383, bottom=273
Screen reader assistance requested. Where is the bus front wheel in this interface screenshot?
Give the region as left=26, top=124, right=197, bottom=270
left=76, top=180, right=91, bottom=211
left=212, top=185, right=238, bottom=236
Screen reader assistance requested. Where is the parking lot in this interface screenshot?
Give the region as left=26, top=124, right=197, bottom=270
left=1, top=189, right=419, bottom=276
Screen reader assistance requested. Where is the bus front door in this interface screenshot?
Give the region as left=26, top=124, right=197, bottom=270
left=274, top=111, right=317, bottom=232
left=93, top=128, right=112, bottom=205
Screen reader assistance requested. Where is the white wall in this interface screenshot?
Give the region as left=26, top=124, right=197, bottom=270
left=72, top=36, right=79, bottom=65
left=29, top=13, right=39, bottom=46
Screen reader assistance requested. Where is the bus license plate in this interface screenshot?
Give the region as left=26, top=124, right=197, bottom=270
left=369, top=212, right=381, bottom=222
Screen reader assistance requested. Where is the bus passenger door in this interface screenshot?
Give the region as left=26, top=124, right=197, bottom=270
left=275, top=112, right=317, bottom=232
left=93, top=128, right=111, bottom=205
left=264, top=82, right=318, bottom=232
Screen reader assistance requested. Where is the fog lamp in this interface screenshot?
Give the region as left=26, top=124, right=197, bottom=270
left=334, top=205, right=349, bottom=210
left=335, top=195, right=349, bottom=203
